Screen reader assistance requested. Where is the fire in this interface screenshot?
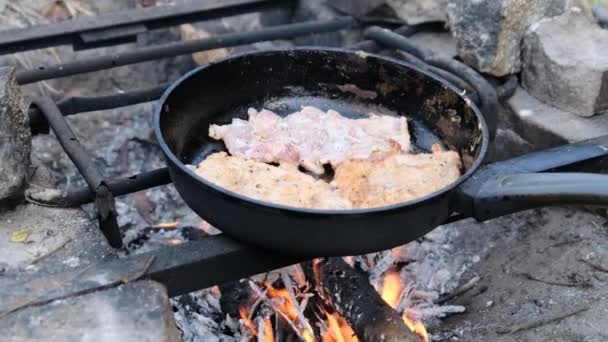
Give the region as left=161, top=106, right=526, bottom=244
left=263, top=319, right=274, bottom=342
left=239, top=267, right=429, bottom=342
left=323, top=312, right=359, bottom=342
left=151, top=221, right=179, bottom=229
left=239, top=307, right=257, bottom=337
left=264, top=282, right=298, bottom=322
left=166, top=238, right=182, bottom=245
left=403, top=316, right=429, bottom=342
left=239, top=307, right=275, bottom=342
left=381, top=271, right=429, bottom=342
left=381, top=271, right=403, bottom=308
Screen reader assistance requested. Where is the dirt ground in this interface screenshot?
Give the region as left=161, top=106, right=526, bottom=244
left=436, top=207, right=608, bottom=342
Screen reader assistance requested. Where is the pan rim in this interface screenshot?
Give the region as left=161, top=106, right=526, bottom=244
left=154, top=46, right=490, bottom=215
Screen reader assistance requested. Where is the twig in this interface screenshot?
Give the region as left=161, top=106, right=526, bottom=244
left=248, top=289, right=268, bottom=321
left=280, top=269, right=314, bottom=338
left=496, top=303, right=591, bottom=334
left=517, top=271, right=592, bottom=288
left=256, top=317, right=265, bottom=342
left=437, top=275, right=480, bottom=304
left=249, top=280, right=307, bottom=342
left=30, top=238, right=73, bottom=264
left=546, top=237, right=584, bottom=250
left=580, top=258, right=608, bottom=273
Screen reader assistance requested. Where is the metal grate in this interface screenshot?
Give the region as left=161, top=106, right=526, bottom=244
left=4, top=0, right=549, bottom=298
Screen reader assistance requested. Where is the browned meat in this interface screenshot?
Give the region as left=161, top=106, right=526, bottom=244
left=209, top=106, right=410, bottom=174
left=194, top=152, right=353, bottom=210
left=333, top=145, right=462, bottom=208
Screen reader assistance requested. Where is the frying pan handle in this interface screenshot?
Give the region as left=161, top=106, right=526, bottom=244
left=464, top=172, right=608, bottom=221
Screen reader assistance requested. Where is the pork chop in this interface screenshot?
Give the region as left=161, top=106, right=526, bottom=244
left=194, top=152, right=353, bottom=210
left=333, top=144, right=462, bottom=208
left=209, top=106, right=410, bottom=174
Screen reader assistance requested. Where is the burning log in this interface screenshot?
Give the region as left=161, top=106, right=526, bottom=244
left=314, top=258, right=423, bottom=342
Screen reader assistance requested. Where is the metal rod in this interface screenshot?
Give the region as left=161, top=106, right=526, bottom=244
left=363, top=26, right=499, bottom=137
left=30, top=97, right=123, bottom=248
left=0, top=0, right=289, bottom=54
left=16, top=17, right=358, bottom=84
left=31, top=98, right=104, bottom=190
left=28, top=168, right=172, bottom=207
left=490, top=134, right=608, bottom=174
left=29, top=83, right=169, bottom=134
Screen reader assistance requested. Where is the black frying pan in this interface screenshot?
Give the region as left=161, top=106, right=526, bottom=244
left=155, top=48, right=608, bottom=256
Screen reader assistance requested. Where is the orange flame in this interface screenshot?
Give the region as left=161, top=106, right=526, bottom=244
left=323, top=312, right=359, bottom=342
left=380, top=271, right=429, bottom=342
left=166, top=238, right=183, bottom=245
left=264, top=282, right=298, bottom=322
left=263, top=318, right=274, bottom=342
left=403, top=316, right=429, bottom=342
left=151, top=221, right=179, bottom=229
left=239, top=307, right=257, bottom=337
left=381, top=271, right=403, bottom=308
left=239, top=266, right=429, bottom=342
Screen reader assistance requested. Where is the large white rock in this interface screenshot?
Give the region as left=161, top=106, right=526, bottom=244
left=447, top=0, right=587, bottom=76
left=522, top=12, right=608, bottom=117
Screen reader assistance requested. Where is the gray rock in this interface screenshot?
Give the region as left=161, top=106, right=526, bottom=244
left=329, top=0, right=447, bottom=25
left=0, top=203, right=115, bottom=288
left=447, top=0, right=573, bottom=76
left=0, top=67, right=31, bottom=202
left=386, top=0, right=448, bottom=25
left=522, top=12, right=608, bottom=117
left=505, top=87, right=608, bottom=148
left=291, top=0, right=362, bottom=46
left=1, top=280, right=180, bottom=342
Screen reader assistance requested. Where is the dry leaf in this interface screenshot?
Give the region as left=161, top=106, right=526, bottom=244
left=179, top=24, right=230, bottom=65
left=10, top=228, right=33, bottom=243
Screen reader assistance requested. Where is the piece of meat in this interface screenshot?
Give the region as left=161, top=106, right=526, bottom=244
left=333, top=144, right=462, bottom=208
left=194, top=152, right=352, bottom=210
left=209, top=106, right=410, bottom=174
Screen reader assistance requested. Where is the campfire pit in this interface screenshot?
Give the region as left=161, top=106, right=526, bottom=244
left=2, top=1, right=608, bottom=341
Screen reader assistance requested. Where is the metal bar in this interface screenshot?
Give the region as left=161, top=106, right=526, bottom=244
left=0, top=0, right=289, bottom=54
left=29, top=83, right=169, bottom=134
left=490, top=134, right=608, bottom=174
left=27, top=168, right=172, bottom=207
left=30, top=97, right=122, bottom=248
left=0, top=235, right=303, bottom=315
left=16, top=17, right=358, bottom=84
left=364, top=26, right=499, bottom=137
left=31, top=98, right=104, bottom=189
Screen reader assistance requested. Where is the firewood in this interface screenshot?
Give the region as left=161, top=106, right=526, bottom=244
left=219, top=280, right=253, bottom=318
left=314, top=257, right=423, bottom=342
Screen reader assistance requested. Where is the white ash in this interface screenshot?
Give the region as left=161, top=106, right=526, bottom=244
left=172, top=289, right=240, bottom=342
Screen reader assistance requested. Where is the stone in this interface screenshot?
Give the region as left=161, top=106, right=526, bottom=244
left=447, top=0, right=575, bottom=76
left=386, top=0, right=448, bottom=25
left=1, top=280, right=180, bottom=342
left=0, top=67, right=31, bottom=202
left=330, top=0, right=447, bottom=25
left=0, top=203, right=115, bottom=287
left=505, top=87, right=608, bottom=148
left=522, top=12, right=608, bottom=117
